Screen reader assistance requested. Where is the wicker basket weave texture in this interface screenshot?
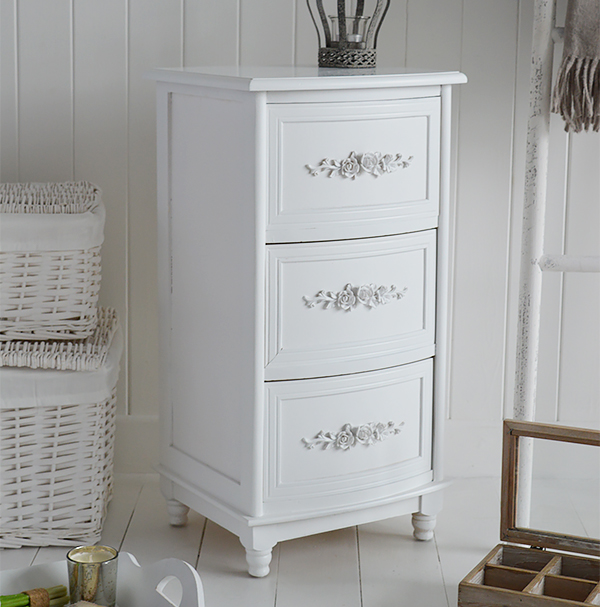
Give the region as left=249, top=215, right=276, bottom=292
left=0, top=182, right=104, bottom=341
left=0, top=306, right=118, bottom=371
left=0, top=392, right=116, bottom=548
left=0, top=312, right=121, bottom=548
left=0, top=181, right=100, bottom=214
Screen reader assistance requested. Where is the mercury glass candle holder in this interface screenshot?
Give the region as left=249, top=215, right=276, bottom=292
left=67, top=545, right=119, bottom=607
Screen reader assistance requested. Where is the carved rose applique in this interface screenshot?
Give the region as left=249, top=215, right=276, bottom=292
left=340, top=152, right=361, bottom=179
left=306, top=151, right=413, bottom=178
left=336, top=285, right=357, bottom=310
left=356, top=284, right=376, bottom=307
left=302, top=421, right=405, bottom=451
left=379, top=153, right=403, bottom=173
left=303, top=283, right=407, bottom=311
left=335, top=425, right=356, bottom=450
left=360, top=152, right=380, bottom=175
left=355, top=424, right=375, bottom=445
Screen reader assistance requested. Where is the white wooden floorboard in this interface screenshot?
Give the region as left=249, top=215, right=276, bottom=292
left=434, top=477, right=502, bottom=607
left=0, top=546, right=39, bottom=572
left=100, top=474, right=147, bottom=551
left=119, top=476, right=206, bottom=568
left=2, top=474, right=598, bottom=607
left=197, top=520, right=279, bottom=607
left=274, top=527, right=361, bottom=607
left=531, top=478, right=589, bottom=538
left=358, top=514, right=448, bottom=607
left=29, top=546, right=72, bottom=567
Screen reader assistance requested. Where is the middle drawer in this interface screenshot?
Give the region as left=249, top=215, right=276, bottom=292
left=265, top=230, right=436, bottom=380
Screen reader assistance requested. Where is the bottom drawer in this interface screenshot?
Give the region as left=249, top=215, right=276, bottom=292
left=264, top=359, right=433, bottom=509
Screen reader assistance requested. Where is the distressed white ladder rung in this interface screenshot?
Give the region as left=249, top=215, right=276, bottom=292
left=539, top=254, right=600, bottom=272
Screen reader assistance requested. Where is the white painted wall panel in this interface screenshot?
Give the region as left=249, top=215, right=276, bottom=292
left=374, top=0, right=407, bottom=67
left=16, top=0, right=73, bottom=182
left=450, top=0, right=519, bottom=422
left=405, top=0, right=462, bottom=72
left=404, top=0, right=463, bottom=430
left=558, top=129, right=600, bottom=425
left=184, top=0, right=239, bottom=66
left=127, top=0, right=181, bottom=417
left=1, top=0, right=598, bottom=475
left=559, top=272, right=600, bottom=425
left=294, top=0, right=318, bottom=66
left=240, top=0, right=296, bottom=66
left=0, top=0, right=18, bottom=181
left=73, top=0, right=128, bottom=414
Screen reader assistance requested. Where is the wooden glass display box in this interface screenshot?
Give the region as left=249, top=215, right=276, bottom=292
left=459, top=420, right=600, bottom=606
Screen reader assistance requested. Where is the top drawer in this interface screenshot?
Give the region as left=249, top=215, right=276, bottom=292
left=266, top=96, right=440, bottom=243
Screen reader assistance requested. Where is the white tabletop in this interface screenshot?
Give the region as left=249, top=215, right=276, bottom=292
left=146, top=65, right=467, bottom=91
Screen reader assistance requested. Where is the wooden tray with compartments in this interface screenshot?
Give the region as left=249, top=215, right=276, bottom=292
left=459, top=420, right=600, bottom=606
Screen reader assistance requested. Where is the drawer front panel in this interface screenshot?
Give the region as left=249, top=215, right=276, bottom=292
left=265, top=360, right=433, bottom=505
left=267, top=97, right=440, bottom=242
left=265, top=231, right=436, bottom=380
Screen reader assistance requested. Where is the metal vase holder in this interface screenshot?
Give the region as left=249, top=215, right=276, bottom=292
left=307, top=0, right=391, bottom=68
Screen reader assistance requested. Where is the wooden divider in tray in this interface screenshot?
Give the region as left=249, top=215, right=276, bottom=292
left=458, top=421, right=600, bottom=607
left=461, top=544, right=600, bottom=605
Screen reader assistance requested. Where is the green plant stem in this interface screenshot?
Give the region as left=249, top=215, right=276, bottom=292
left=46, top=587, right=67, bottom=600
left=49, top=595, right=70, bottom=607
left=0, top=594, right=29, bottom=607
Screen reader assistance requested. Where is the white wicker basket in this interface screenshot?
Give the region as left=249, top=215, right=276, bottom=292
left=0, top=307, right=119, bottom=371
left=0, top=181, right=105, bottom=341
left=0, top=316, right=122, bottom=548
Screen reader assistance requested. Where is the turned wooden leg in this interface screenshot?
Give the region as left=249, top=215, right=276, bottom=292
left=166, top=499, right=189, bottom=527
left=245, top=547, right=273, bottom=578
left=412, top=512, right=436, bottom=541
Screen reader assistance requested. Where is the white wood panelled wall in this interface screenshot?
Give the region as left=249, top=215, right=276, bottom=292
left=1, top=0, right=598, bottom=477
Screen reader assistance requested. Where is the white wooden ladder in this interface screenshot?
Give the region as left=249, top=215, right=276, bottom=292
left=514, top=0, right=600, bottom=526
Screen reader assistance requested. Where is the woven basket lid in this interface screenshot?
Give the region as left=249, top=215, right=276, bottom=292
left=0, top=308, right=122, bottom=409
left=0, top=181, right=100, bottom=214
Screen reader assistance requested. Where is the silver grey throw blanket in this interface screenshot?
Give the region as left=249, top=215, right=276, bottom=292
left=552, top=0, right=600, bottom=132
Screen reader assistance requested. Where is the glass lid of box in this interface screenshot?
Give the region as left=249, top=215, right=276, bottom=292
left=501, top=420, right=600, bottom=557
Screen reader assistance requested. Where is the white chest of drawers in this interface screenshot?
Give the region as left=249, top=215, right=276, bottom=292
left=149, top=66, right=466, bottom=577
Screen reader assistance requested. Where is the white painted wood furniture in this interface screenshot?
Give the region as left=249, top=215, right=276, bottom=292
left=149, top=66, right=466, bottom=577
